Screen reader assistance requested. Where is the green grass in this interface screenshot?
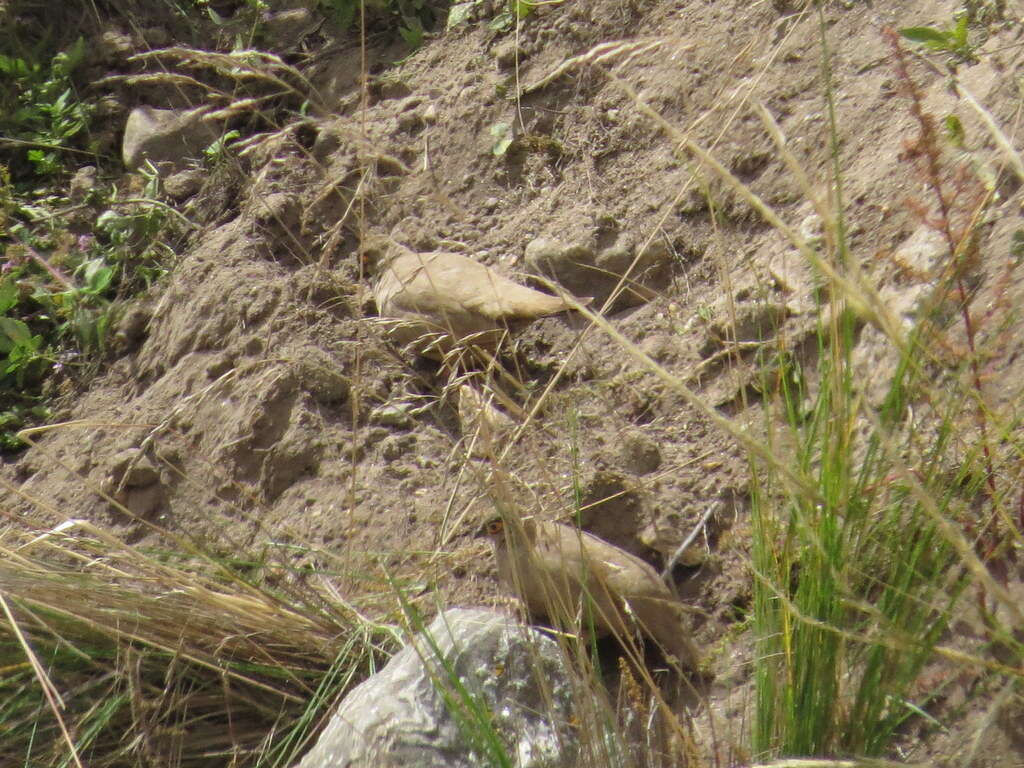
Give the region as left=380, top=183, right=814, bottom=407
left=747, top=22, right=1023, bottom=762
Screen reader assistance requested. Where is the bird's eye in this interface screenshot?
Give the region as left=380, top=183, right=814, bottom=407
left=487, top=520, right=503, bottom=535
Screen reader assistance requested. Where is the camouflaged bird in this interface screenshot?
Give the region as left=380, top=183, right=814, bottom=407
left=370, top=242, right=586, bottom=357
left=457, top=384, right=515, bottom=457
left=480, top=515, right=701, bottom=671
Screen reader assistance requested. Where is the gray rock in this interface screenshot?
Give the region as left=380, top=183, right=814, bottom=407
left=638, top=334, right=678, bottom=363
left=107, top=448, right=160, bottom=489
left=253, top=192, right=301, bottom=237
left=524, top=236, right=597, bottom=295
left=69, top=166, right=97, bottom=203
left=596, top=234, right=674, bottom=305
left=295, top=608, right=577, bottom=768
left=141, top=26, right=170, bottom=48
left=296, top=355, right=349, bottom=405
left=369, top=403, right=414, bottom=429
left=122, top=106, right=220, bottom=171
left=95, top=29, right=134, bottom=66
left=369, top=77, right=413, bottom=102
left=94, top=94, right=128, bottom=121
left=113, top=304, right=152, bottom=353
left=397, top=109, right=424, bottom=132
left=380, top=433, right=416, bottom=461
left=163, top=169, right=205, bottom=201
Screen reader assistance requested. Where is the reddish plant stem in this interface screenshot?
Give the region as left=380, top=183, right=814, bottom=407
left=884, top=29, right=1002, bottom=552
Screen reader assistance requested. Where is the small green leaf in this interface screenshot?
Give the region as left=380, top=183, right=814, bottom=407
left=900, top=26, right=949, bottom=45
left=489, top=122, right=513, bottom=156
left=321, top=0, right=356, bottom=28
left=82, top=260, right=114, bottom=295
left=447, top=1, right=476, bottom=29
left=203, top=129, right=241, bottom=163
left=0, top=316, right=33, bottom=353
left=944, top=114, right=965, bottom=147
left=0, top=54, right=28, bottom=77
left=951, top=15, right=969, bottom=46
left=488, top=10, right=513, bottom=31
left=206, top=5, right=230, bottom=24
left=514, top=0, right=534, bottom=19
left=65, top=37, right=86, bottom=71
left=0, top=279, right=19, bottom=315
left=399, top=20, right=424, bottom=48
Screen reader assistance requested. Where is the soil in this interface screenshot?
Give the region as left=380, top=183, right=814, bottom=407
left=4, top=0, right=1024, bottom=766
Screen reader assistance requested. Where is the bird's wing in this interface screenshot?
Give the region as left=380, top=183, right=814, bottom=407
left=381, top=250, right=578, bottom=323
left=572, top=531, right=670, bottom=600
left=626, top=595, right=701, bottom=669
left=416, top=253, right=573, bottom=321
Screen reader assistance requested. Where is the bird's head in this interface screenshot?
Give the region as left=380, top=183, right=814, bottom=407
left=358, top=234, right=393, bottom=277
left=477, top=515, right=505, bottom=541
left=476, top=514, right=535, bottom=546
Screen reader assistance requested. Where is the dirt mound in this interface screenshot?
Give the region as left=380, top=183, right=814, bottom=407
left=5, top=0, right=1024, bottom=765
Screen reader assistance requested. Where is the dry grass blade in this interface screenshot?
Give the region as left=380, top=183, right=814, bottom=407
left=0, top=594, right=84, bottom=768
left=1, top=531, right=331, bottom=697
left=128, top=47, right=316, bottom=103
left=523, top=39, right=676, bottom=94
left=0, top=507, right=402, bottom=766
left=954, top=80, right=1024, bottom=182
left=92, top=72, right=228, bottom=97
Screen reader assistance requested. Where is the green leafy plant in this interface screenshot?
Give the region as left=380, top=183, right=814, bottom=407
left=489, top=122, right=513, bottom=156
left=203, top=129, right=242, bottom=165
left=750, top=26, right=1021, bottom=759
left=0, top=161, right=172, bottom=450
left=0, top=37, right=92, bottom=179
left=446, top=0, right=535, bottom=32
left=319, top=0, right=436, bottom=46
left=900, top=15, right=978, bottom=64
left=489, top=0, right=534, bottom=32
left=319, top=0, right=359, bottom=28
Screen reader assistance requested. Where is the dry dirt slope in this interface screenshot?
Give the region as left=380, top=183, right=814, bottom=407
left=4, top=0, right=1024, bottom=764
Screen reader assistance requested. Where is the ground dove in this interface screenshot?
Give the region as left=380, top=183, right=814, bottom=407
left=371, top=243, right=585, bottom=357
left=480, top=515, right=701, bottom=671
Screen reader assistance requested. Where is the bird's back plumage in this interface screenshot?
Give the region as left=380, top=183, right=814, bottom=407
left=373, top=246, right=581, bottom=355
left=488, top=518, right=700, bottom=670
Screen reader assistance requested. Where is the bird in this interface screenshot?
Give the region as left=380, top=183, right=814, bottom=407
left=368, top=241, right=587, bottom=358
left=457, top=384, right=515, bottom=457
left=478, top=515, right=701, bottom=671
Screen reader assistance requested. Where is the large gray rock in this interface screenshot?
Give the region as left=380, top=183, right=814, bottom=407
left=122, top=106, right=220, bottom=171
left=295, top=609, right=577, bottom=768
